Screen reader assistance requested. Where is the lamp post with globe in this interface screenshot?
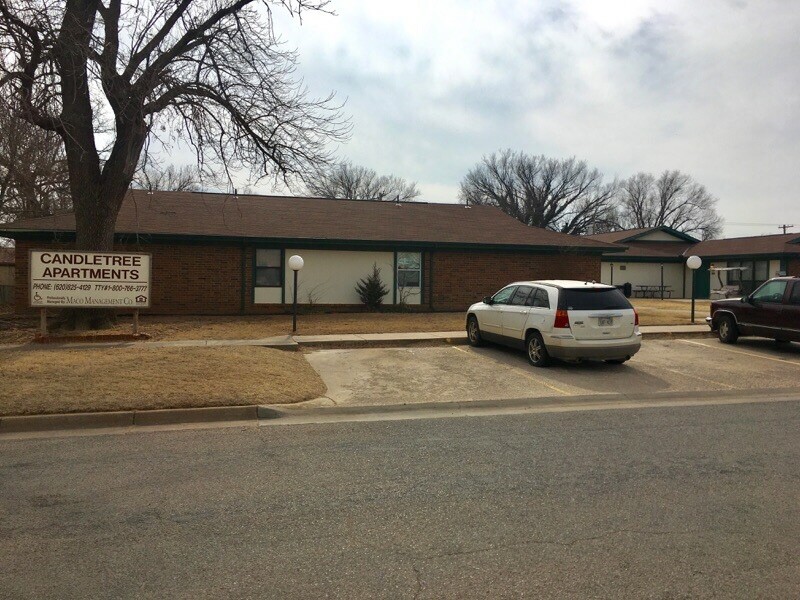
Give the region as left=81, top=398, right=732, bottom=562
left=686, top=255, right=702, bottom=323
left=288, top=255, right=304, bottom=333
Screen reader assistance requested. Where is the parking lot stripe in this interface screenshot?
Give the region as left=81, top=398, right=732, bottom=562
left=450, top=346, right=570, bottom=396
left=678, top=340, right=800, bottom=367
left=649, top=364, right=735, bottom=390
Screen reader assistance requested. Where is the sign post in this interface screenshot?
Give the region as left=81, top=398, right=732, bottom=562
left=29, top=250, right=152, bottom=335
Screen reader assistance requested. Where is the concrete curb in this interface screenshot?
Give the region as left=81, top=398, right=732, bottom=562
left=4, top=386, right=797, bottom=434
left=640, top=330, right=714, bottom=340
left=262, top=387, right=800, bottom=421
left=0, top=405, right=258, bottom=434
left=300, top=336, right=469, bottom=349
left=0, top=411, right=134, bottom=433
left=1, top=328, right=713, bottom=352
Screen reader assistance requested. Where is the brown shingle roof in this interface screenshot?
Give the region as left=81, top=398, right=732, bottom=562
left=0, top=247, right=13, bottom=264
left=687, top=233, right=800, bottom=258
left=586, top=227, right=698, bottom=259
left=0, top=191, right=619, bottom=252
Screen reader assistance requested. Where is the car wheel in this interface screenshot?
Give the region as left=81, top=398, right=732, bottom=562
left=604, top=358, right=628, bottom=365
left=466, top=316, right=483, bottom=347
left=717, top=315, right=738, bottom=344
left=526, top=331, right=550, bottom=367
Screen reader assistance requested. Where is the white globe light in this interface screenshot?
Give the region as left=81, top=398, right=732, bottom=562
left=686, top=255, right=702, bottom=270
left=288, top=254, right=304, bottom=271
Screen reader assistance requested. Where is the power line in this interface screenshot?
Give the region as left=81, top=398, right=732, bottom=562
left=726, top=222, right=786, bottom=226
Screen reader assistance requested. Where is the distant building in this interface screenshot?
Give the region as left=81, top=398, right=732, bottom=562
left=0, top=191, right=619, bottom=314
left=586, top=227, right=800, bottom=298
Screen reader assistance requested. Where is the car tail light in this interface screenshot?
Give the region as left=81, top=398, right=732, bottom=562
left=634, top=309, right=639, bottom=326
left=554, top=309, right=570, bottom=329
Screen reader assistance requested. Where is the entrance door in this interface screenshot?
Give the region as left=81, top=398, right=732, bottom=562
left=694, top=263, right=711, bottom=299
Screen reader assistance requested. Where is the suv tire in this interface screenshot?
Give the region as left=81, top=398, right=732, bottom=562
left=526, top=331, right=550, bottom=367
left=466, top=316, right=483, bottom=347
left=605, top=358, right=628, bottom=365
left=717, top=314, right=739, bottom=344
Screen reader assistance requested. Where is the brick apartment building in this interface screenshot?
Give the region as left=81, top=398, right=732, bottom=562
left=0, top=191, right=618, bottom=315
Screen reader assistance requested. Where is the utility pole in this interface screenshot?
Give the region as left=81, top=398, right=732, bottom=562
left=778, top=224, right=794, bottom=234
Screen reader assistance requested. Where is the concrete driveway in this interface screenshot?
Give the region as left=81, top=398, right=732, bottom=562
left=304, top=338, right=800, bottom=407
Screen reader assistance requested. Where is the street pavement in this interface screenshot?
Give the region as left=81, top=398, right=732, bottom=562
left=1, top=399, right=799, bottom=599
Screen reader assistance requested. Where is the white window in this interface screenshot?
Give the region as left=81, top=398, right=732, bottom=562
left=397, top=252, right=421, bottom=288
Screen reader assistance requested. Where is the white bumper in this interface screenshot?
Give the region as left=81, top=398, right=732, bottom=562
left=542, top=331, right=642, bottom=361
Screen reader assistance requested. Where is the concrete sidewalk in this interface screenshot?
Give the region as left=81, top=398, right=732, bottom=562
left=0, top=324, right=712, bottom=352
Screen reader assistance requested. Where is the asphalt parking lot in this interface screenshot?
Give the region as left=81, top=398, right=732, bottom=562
left=305, top=338, right=800, bottom=407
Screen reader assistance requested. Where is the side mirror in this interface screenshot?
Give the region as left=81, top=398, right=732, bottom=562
left=742, top=295, right=752, bottom=304
left=482, top=296, right=493, bottom=305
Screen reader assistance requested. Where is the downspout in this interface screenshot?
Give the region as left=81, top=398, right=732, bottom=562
left=393, top=250, right=398, bottom=305
left=240, top=239, right=247, bottom=315
left=682, top=264, right=687, bottom=298
left=428, top=249, right=434, bottom=310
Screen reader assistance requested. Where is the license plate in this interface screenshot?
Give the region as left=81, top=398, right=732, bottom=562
left=598, top=317, right=613, bottom=326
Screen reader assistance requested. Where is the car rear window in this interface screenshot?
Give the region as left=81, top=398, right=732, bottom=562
left=560, top=288, right=632, bottom=311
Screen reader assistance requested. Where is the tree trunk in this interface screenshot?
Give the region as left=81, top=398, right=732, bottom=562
left=53, top=195, right=121, bottom=331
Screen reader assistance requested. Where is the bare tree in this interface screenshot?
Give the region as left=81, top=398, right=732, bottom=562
left=617, top=171, right=723, bottom=239
left=459, top=150, right=618, bottom=234
left=133, top=164, right=202, bottom=192
left=0, top=0, right=348, bottom=253
left=307, top=161, right=420, bottom=201
left=0, top=100, right=70, bottom=222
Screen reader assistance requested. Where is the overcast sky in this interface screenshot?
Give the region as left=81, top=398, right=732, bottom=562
left=259, top=0, right=800, bottom=238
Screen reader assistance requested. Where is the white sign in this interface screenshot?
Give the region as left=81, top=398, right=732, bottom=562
left=29, top=250, right=151, bottom=308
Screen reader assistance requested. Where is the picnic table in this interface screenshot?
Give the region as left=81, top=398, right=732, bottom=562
left=633, top=285, right=673, bottom=299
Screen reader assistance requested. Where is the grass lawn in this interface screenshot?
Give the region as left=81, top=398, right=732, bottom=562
left=631, top=299, right=711, bottom=326
left=0, top=346, right=325, bottom=416
left=0, top=299, right=711, bottom=345
left=0, top=310, right=469, bottom=344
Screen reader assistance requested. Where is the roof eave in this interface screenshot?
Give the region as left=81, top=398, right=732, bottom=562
left=619, top=226, right=701, bottom=244
left=0, top=229, right=614, bottom=254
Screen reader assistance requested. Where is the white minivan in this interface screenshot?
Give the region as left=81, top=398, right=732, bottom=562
left=465, top=280, right=641, bottom=367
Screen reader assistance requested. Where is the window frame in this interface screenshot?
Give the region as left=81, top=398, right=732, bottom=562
left=396, top=251, right=422, bottom=290
left=509, top=285, right=533, bottom=306
left=491, top=285, right=518, bottom=305
left=789, top=282, right=800, bottom=306
left=750, top=279, right=788, bottom=304
left=725, top=259, right=774, bottom=295
left=254, top=248, right=284, bottom=289
left=528, top=288, right=550, bottom=309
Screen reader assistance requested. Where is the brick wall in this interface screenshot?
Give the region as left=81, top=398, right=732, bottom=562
left=15, top=239, right=244, bottom=315
left=788, top=258, right=800, bottom=277
left=14, top=240, right=601, bottom=314
left=430, top=250, right=601, bottom=311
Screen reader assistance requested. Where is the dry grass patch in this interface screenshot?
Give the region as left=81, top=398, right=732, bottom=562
left=0, top=311, right=468, bottom=344
left=0, top=346, right=325, bottom=416
left=0, top=300, right=711, bottom=345
left=631, top=299, right=711, bottom=326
